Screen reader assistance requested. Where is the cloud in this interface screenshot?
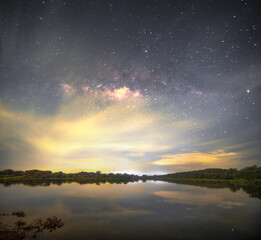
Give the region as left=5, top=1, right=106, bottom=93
left=1, top=91, right=259, bottom=173
left=152, top=150, right=243, bottom=171
left=2, top=83, right=257, bottom=173
left=0, top=91, right=176, bottom=172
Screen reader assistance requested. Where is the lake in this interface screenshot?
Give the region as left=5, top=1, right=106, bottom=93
left=1, top=180, right=261, bottom=240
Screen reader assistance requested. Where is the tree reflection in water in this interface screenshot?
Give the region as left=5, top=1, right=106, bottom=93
left=0, top=178, right=260, bottom=200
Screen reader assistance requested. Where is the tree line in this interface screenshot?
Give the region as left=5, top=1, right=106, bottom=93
left=156, top=165, right=261, bottom=180
left=0, top=165, right=261, bottom=181
left=0, top=169, right=141, bottom=182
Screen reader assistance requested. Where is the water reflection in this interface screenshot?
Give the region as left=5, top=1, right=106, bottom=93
left=1, top=178, right=261, bottom=200
left=1, top=181, right=261, bottom=240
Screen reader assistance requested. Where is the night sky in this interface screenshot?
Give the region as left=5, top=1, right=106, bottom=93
left=0, top=0, right=260, bottom=174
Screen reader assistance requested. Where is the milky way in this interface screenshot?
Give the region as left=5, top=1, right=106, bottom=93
left=0, top=0, right=260, bottom=174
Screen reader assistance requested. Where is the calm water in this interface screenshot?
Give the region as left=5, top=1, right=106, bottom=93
left=1, top=181, right=261, bottom=240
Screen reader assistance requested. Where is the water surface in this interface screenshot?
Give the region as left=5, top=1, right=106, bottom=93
left=1, top=181, right=261, bottom=240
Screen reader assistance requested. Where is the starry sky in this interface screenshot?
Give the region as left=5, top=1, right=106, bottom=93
left=0, top=0, right=260, bottom=174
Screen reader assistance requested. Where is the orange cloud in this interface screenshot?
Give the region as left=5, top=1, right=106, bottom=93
left=152, top=150, right=241, bottom=170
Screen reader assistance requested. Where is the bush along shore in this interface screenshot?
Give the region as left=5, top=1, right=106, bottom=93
left=0, top=211, right=64, bottom=240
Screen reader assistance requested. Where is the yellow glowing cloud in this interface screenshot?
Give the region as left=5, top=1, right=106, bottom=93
left=152, top=150, right=241, bottom=169
left=1, top=89, right=256, bottom=173
left=0, top=90, right=179, bottom=172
